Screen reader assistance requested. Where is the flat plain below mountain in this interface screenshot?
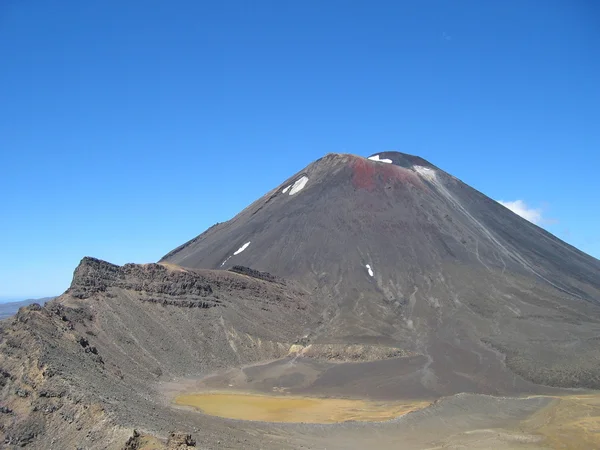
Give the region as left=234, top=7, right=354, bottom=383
left=1, top=152, right=600, bottom=449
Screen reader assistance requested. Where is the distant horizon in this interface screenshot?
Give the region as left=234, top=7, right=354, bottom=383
left=0, top=295, right=57, bottom=304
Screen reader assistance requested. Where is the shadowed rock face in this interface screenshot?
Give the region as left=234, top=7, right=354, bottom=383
left=162, top=152, right=600, bottom=388
left=1, top=151, right=600, bottom=449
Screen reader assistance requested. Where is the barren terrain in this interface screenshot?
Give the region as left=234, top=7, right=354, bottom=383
left=1, top=152, right=600, bottom=449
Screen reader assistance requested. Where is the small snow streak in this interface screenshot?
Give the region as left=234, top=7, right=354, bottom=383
left=221, top=241, right=251, bottom=266
left=220, top=255, right=232, bottom=267
left=289, top=176, right=309, bottom=195
left=282, top=185, right=291, bottom=194
left=413, top=165, right=436, bottom=180
left=365, top=264, right=374, bottom=277
left=233, top=242, right=251, bottom=255
left=368, top=155, right=392, bottom=164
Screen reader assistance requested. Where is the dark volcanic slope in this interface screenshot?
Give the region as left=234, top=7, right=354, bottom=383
left=162, top=152, right=600, bottom=388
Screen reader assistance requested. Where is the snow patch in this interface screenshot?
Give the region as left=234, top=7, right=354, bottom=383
left=220, top=255, right=232, bottom=267
left=289, top=176, right=308, bottom=195
left=365, top=264, right=374, bottom=277
left=233, top=242, right=251, bottom=255
left=413, top=165, right=436, bottom=180
left=221, top=241, right=252, bottom=266
left=282, top=185, right=291, bottom=194
left=368, top=155, right=393, bottom=164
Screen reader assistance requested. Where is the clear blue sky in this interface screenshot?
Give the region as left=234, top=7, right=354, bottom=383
left=1, top=1, right=598, bottom=300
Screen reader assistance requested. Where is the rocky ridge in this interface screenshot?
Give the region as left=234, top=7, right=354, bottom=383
left=0, top=258, right=319, bottom=448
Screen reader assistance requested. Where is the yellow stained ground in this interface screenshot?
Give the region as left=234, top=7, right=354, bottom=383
left=520, top=394, right=600, bottom=450
left=174, top=391, right=429, bottom=423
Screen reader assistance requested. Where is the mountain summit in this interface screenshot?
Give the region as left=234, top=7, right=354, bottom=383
left=163, top=151, right=598, bottom=297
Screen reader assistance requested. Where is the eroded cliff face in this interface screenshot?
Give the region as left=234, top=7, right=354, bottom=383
left=0, top=258, right=319, bottom=449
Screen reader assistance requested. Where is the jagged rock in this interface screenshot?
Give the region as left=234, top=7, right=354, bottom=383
left=0, top=369, right=12, bottom=388
left=228, top=266, right=280, bottom=283
left=167, top=431, right=195, bottom=449
left=15, top=388, right=29, bottom=398
left=123, top=430, right=141, bottom=450
left=67, top=259, right=214, bottom=300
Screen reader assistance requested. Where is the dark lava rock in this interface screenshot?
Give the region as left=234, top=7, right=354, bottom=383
left=229, top=266, right=280, bottom=283
left=15, top=389, right=29, bottom=398
left=67, top=258, right=215, bottom=300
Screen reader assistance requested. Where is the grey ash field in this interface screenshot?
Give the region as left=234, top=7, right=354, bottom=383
left=2, top=152, right=600, bottom=449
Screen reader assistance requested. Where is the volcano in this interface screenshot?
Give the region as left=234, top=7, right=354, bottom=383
left=2, top=152, right=600, bottom=449
left=162, top=152, right=600, bottom=390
